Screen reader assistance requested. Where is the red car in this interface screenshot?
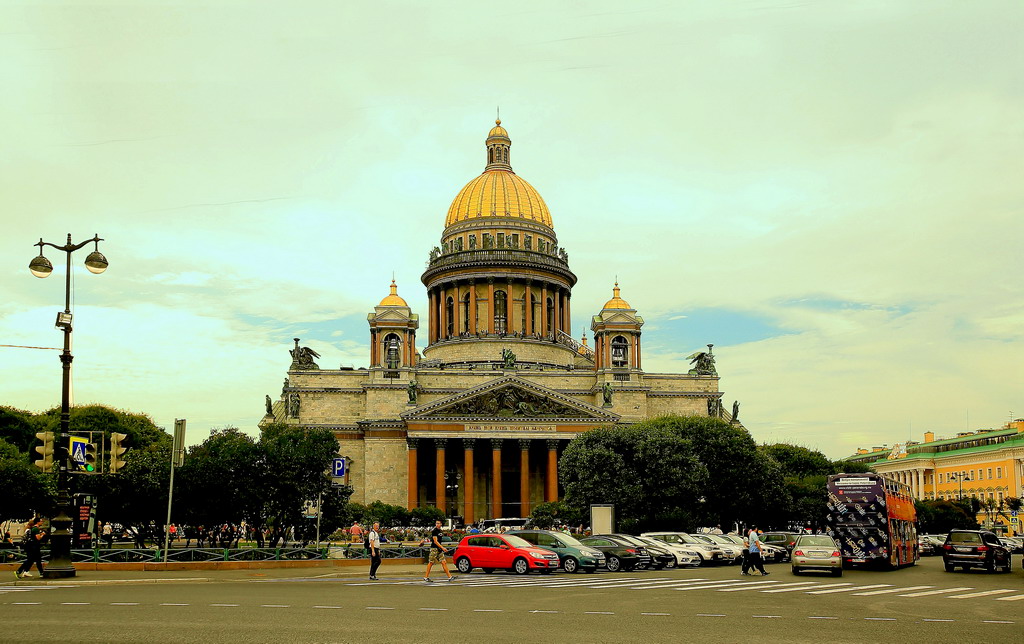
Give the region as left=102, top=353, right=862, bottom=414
left=453, top=533, right=561, bottom=575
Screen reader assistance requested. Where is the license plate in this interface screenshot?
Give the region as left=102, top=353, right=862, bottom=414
left=955, top=547, right=972, bottom=553
left=808, top=553, right=829, bottom=559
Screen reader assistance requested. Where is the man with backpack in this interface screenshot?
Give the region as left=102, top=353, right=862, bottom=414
left=16, top=517, right=46, bottom=579
left=367, top=521, right=382, bottom=580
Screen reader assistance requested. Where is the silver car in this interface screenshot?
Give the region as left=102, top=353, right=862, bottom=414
left=635, top=536, right=701, bottom=568
left=693, top=534, right=743, bottom=564
left=791, top=535, right=842, bottom=576
left=641, top=532, right=724, bottom=565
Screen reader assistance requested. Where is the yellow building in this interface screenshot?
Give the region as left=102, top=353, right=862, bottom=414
left=845, top=420, right=1024, bottom=535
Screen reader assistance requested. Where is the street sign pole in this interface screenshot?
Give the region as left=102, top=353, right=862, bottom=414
left=163, top=419, right=186, bottom=563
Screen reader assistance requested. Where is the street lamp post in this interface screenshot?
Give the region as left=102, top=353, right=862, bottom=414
left=29, top=233, right=108, bottom=579
left=949, top=470, right=973, bottom=501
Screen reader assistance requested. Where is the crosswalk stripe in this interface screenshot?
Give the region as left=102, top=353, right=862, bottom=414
left=899, top=587, right=972, bottom=598
left=995, top=595, right=1024, bottom=602
left=529, top=577, right=665, bottom=589
left=716, top=581, right=783, bottom=592
left=947, top=589, right=1017, bottom=599
left=759, top=582, right=829, bottom=593
left=853, top=586, right=932, bottom=596
left=675, top=580, right=751, bottom=591
left=806, top=584, right=890, bottom=595
left=589, top=578, right=699, bottom=590
left=628, top=579, right=734, bottom=591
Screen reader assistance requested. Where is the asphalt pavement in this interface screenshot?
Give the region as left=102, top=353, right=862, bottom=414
left=2, top=555, right=1021, bottom=643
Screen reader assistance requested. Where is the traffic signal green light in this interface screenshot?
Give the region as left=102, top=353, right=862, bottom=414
left=84, top=442, right=98, bottom=473
left=109, top=432, right=128, bottom=474
left=34, top=431, right=55, bottom=472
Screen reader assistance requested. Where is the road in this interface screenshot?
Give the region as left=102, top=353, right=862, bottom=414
left=2, top=556, right=1020, bottom=643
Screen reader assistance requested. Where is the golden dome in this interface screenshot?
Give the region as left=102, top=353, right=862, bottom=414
left=378, top=279, right=408, bottom=307
left=602, top=282, right=631, bottom=310
left=446, top=170, right=552, bottom=228
left=445, top=120, right=553, bottom=229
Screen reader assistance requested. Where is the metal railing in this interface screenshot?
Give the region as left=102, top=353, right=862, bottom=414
left=6, top=544, right=432, bottom=565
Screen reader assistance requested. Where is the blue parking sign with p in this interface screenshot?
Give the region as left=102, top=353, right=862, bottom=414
left=332, top=457, right=346, bottom=477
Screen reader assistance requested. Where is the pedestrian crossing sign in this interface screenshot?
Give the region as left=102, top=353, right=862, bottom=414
left=69, top=436, right=88, bottom=465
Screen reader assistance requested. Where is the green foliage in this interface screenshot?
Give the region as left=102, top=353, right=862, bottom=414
left=258, top=423, right=339, bottom=531
left=361, top=501, right=411, bottom=527
left=410, top=506, right=445, bottom=527
left=833, top=460, right=872, bottom=473
left=758, top=443, right=839, bottom=531
left=529, top=501, right=584, bottom=529
left=0, top=438, right=55, bottom=520
left=915, top=499, right=979, bottom=533
left=176, top=427, right=263, bottom=528
left=0, top=406, right=39, bottom=453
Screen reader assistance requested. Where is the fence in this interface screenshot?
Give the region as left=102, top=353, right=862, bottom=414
left=4, top=544, right=432, bottom=565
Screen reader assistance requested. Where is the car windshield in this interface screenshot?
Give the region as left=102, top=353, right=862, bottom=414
left=691, top=535, right=716, bottom=544
left=503, top=535, right=533, bottom=548
left=655, top=534, right=684, bottom=544
left=614, top=535, right=645, bottom=546
left=703, top=534, right=733, bottom=545
left=796, top=536, right=836, bottom=547
left=722, top=535, right=745, bottom=545
left=555, top=534, right=585, bottom=547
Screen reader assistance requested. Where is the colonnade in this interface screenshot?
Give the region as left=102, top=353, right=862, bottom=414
left=427, top=278, right=571, bottom=343
left=407, top=437, right=562, bottom=523
left=890, top=469, right=927, bottom=499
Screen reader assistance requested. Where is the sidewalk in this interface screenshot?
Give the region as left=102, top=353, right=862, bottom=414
left=8, top=562, right=429, bottom=586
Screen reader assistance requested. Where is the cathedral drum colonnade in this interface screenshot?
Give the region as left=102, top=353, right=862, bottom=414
left=263, top=121, right=735, bottom=521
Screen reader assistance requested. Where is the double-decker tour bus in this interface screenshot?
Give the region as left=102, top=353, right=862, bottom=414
left=825, top=472, right=918, bottom=568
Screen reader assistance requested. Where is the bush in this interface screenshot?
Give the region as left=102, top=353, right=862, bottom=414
left=410, top=506, right=445, bottom=527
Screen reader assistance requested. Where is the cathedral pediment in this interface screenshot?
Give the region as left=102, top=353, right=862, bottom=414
left=402, top=376, right=618, bottom=422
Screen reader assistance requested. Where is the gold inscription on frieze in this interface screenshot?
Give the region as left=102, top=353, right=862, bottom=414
left=465, top=424, right=557, bottom=433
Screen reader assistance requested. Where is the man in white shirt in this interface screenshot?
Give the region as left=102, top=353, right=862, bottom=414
left=368, top=522, right=382, bottom=580
left=745, top=526, right=769, bottom=576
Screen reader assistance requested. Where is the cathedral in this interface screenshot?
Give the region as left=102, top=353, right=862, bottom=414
left=263, top=120, right=735, bottom=521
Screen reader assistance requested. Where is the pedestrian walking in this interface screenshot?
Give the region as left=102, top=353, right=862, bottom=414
left=15, top=517, right=46, bottom=579
left=744, top=524, right=769, bottom=576
left=740, top=532, right=751, bottom=575
left=422, top=519, right=454, bottom=582
left=368, top=522, right=382, bottom=580
left=101, top=521, right=114, bottom=549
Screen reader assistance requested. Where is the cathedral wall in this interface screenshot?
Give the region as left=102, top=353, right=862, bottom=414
left=298, top=390, right=366, bottom=424
left=362, top=438, right=408, bottom=506
left=364, top=387, right=410, bottom=419
left=422, top=338, right=577, bottom=365
left=645, top=373, right=719, bottom=392
left=645, top=396, right=708, bottom=418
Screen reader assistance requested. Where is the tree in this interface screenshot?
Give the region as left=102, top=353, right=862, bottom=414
left=560, top=419, right=709, bottom=533
left=0, top=406, right=40, bottom=454
left=915, top=499, right=978, bottom=533
left=176, top=427, right=264, bottom=531
left=758, top=443, right=838, bottom=531
left=0, top=438, right=54, bottom=520
left=529, top=501, right=584, bottom=530
left=410, top=506, right=445, bottom=527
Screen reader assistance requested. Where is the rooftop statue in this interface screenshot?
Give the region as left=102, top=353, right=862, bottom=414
left=289, top=337, right=321, bottom=370
left=687, top=343, right=717, bottom=376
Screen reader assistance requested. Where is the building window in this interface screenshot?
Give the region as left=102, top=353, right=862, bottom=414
left=454, top=237, right=463, bottom=251
left=383, top=333, right=402, bottom=369
left=997, top=467, right=1002, bottom=478
left=462, top=292, right=472, bottom=333
left=497, top=233, right=505, bottom=248
left=469, top=234, right=477, bottom=249
left=511, top=234, right=519, bottom=248
left=530, top=295, right=537, bottom=335
left=524, top=235, right=532, bottom=250
left=494, top=290, right=507, bottom=334
left=611, top=335, right=629, bottom=367
left=546, top=297, right=554, bottom=336
left=445, top=297, right=454, bottom=338
left=988, top=468, right=993, bottom=479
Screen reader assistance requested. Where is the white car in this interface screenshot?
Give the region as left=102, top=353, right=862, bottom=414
left=641, top=532, right=724, bottom=566
left=635, top=536, right=701, bottom=568
left=693, top=534, right=744, bottom=564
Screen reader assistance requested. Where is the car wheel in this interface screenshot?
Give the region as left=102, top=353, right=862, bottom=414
left=831, top=568, right=843, bottom=577
left=563, top=557, right=579, bottom=574
left=456, top=557, right=473, bottom=574
left=606, top=556, right=622, bottom=572
left=513, top=557, right=530, bottom=575
left=943, top=561, right=955, bottom=572
left=696, top=554, right=708, bottom=567
left=984, top=559, right=995, bottom=573
left=482, top=568, right=494, bottom=574
left=791, top=567, right=800, bottom=575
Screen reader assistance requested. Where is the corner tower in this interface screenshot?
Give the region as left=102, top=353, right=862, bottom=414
left=421, top=120, right=582, bottom=368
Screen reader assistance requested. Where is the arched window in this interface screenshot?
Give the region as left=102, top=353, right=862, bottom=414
left=445, top=297, right=454, bottom=338
left=546, top=297, right=554, bottom=336
left=462, top=292, right=471, bottom=333
left=530, top=295, right=538, bottom=335
left=383, top=333, right=402, bottom=369
left=611, top=335, right=629, bottom=367
left=494, top=290, right=507, bottom=334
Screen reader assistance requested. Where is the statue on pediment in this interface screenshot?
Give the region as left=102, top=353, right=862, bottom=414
left=290, top=338, right=321, bottom=370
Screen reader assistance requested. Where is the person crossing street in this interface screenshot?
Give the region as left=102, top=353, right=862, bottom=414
left=368, top=522, right=382, bottom=580
left=422, top=519, right=455, bottom=583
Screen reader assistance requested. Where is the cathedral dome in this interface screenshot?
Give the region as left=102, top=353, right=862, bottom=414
left=378, top=279, right=408, bottom=307
left=444, top=120, right=553, bottom=229
left=602, top=282, right=631, bottom=310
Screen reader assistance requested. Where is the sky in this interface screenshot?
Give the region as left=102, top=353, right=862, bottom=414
left=1, top=1, right=1021, bottom=459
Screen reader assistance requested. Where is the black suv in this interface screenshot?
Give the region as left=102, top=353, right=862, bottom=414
left=941, top=530, right=1012, bottom=573
left=760, top=532, right=801, bottom=562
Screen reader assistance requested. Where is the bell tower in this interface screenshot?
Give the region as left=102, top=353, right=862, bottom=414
left=591, top=282, right=643, bottom=373
left=368, top=280, right=419, bottom=370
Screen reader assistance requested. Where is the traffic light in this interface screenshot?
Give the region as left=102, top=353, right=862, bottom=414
left=109, top=432, right=128, bottom=474
left=84, top=442, right=98, bottom=473
left=34, top=431, right=55, bottom=472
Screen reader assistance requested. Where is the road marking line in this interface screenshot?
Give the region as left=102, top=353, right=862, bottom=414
left=261, top=604, right=289, bottom=607
left=110, top=602, right=139, bottom=606
left=853, top=585, right=933, bottom=596
left=12, top=602, right=41, bottom=605
left=366, top=607, right=394, bottom=610
left=210, top=603, right=239, bottom=607
left=753, top=615, right=781, bottom=618
left=808, top=616, right=837, bottom=620
left=61, top=602, right=90, bottom=605
left=982, top=620, right=1014, bottom=624
left=621, top=579, right=712, bottom=590
left=865, top=617, right=896, bottom=621
left=535, top=577, right=655, bottom=588
left=313, top=606, right=342, bottom=609
left=161, top=603, right=189, bottom=606
left=530, top=610, right=559, bottom=613
left=674, top=581, right=750, bottom=591
left=643, top=612, right=672, bottom=616
left=419, top=608, right=448, bottom=611
left=695, top=613, right=725, bottom=617
left=585, top=611, right=615, bottom=614
left=716, top=581, right=782, bottom=592
left=807, top=584, right=890, bottom=595
left=922, top=619, right=954, bottom=622
left=760, top=582, right=829, bottom=593
left=586, top=577, right=679, bottom=589
left=900, top=587, right=972, bottom=597
left=995, top=595, right=1024, bottom=601
left=948, top=589, right=1016, bottom=599
left=473, top=609, right=503, bottom=612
